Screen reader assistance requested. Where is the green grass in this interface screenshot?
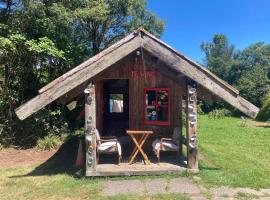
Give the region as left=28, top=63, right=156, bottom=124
left=0, top=115, right=270, bottom=199
left=198, top=115, right=270, bottom=188
left=234, top=192, right=259, bottom=200
left=0, top=166, right=190, bottom=200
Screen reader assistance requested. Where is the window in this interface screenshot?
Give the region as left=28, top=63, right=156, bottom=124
left=144, top=88, right=170, bottom=125
left=109, top=94, right=123, bottom=113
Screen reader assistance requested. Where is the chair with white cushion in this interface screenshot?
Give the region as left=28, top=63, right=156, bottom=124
left=95, top=129, right=122, bottom=165
left=152, top=127, right=181, bottom=164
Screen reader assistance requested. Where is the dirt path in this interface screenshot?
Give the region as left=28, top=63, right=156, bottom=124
left=0, top=148, right=57, bottom=168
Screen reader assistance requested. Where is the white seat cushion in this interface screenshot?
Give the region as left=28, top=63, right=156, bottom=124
left=98, top=141, right=122, bottom=156
left=152, top=139, right=179, bottom=155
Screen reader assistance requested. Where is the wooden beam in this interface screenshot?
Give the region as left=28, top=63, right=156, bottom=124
left=140, top=28, right=239, bottom=95
left=38, top=31, right=139, bottom=94
left=85, top=83, right=97, bottom=172
left=15, top=36, right=142, bottom=120
left=186, top=81, right=198, bottom=169
left=142, top=36, right=259, bottom=118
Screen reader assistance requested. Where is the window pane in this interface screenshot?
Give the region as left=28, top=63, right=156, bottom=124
left=109, top=94, right=123, bottom=113
left=157, top=90, right=168, bottom=106
left=146, top=90, right=156, bottom=106
left=146, top=107, right=157, bottom=121
left=145, top=90, right=157, bottom=121
left=157, top=107, right=168, bottom=121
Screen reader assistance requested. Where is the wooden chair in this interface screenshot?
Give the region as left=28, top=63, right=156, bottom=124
left=152, top=127, right=181, bottom=164
left=95, top=129, right=122, bottom=165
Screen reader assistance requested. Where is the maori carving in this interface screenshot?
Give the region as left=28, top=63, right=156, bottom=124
left=186, top=81, right=198, bottom=169
left=84, top=83, right=96, bottom=171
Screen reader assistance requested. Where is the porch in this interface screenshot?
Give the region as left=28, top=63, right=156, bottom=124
left=86, top=154, right=192, bottom=177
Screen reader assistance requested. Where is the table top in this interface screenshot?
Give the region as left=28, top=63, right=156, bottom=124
left=126, top=130, right=153, bottom=135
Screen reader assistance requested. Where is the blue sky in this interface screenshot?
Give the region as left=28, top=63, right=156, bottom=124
left=148, top=0, right=270, bottom=64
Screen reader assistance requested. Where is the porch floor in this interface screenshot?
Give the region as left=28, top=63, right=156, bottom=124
left=86, top=155, right=196, bottom=176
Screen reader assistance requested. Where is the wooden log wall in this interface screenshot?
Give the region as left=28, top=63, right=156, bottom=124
left=186, top=81, right=198, bottom=169
left=92, top=50, right=185, bottom=137
left=84, top=83, right=97, bottom=172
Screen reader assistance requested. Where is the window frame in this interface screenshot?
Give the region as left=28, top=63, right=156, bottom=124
left=143, top=88, right=171, bottom=126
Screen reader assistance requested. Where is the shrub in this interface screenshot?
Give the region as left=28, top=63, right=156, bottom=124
left=257, top=92, right=270, bottom=121
left=37, top=134, right=61, bottom=150
left=208, top=108, right=232, bottom=119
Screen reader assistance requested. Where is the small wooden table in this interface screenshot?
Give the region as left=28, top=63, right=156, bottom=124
left=126, top=130, right=154, bottom=165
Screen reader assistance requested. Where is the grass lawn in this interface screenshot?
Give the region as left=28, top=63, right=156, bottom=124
left=0, top=115, right=269, bottom=199
left=198, top=115, right=270, bottom=188
left=0, top=166, right=189, bottom=200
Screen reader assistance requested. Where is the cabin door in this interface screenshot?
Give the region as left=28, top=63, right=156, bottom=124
left=103, top=79, right=129, bottom=137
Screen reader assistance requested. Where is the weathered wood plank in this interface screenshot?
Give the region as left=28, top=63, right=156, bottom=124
left=85, top=160, right=199, bottom=176
left=15, top=36, right=142, bottom=120
left=126, top=130, right=153, bottom=134
left=139, top=28, right=239, bottom=95
left=85, top=83, right=97, bottom=172
left=38, top=31, right=139, bottom=94
left=142, top=36, right=259, bottom=118
left=186, top=82, right=198, bottom=169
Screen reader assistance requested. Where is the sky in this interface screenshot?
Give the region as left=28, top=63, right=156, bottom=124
left=148, top=0, right=270, bottom=64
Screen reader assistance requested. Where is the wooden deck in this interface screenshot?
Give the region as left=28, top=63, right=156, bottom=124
left=86, top=156, right=198, bottom=176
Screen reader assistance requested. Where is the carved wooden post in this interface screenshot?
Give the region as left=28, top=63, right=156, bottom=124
left=84, top=83, right=97, bottom=173
left=186, top=81, right=198, bottom=169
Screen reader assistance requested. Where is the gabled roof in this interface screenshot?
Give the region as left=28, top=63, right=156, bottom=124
left=15, top=28, right=259, bottom=120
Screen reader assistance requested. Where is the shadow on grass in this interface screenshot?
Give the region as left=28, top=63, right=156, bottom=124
left=9, top=136, right=84, bottom=179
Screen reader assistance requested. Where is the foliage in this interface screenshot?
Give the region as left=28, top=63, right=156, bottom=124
left=0, top=0, right=164, bottom=147
left=237, top=66, right=270, bottom=106
left=257, top=92, right=270, bottom=121
left=37, top=134, right=61, bottom=150
left=208, top=108, right=232, bottom=119
left=201, top=36, right=270, bottom=111
left=201, top=34, right=236, bottom=81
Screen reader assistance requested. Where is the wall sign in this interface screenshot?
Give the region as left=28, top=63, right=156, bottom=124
left=131, top=70, right=156, bottom=78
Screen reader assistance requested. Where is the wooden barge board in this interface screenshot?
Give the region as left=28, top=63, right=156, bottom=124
left=86, top=162, right=199, bottom=176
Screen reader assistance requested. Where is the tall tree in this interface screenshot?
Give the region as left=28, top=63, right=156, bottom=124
left=0, top=0, right=165, bottom=147
left=234, top=43, right=270, bottom=107
left=201, top=34, right=235, bottom=82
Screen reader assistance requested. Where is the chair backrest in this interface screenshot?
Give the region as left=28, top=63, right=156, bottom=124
left=94, top=129, right=101, bottom=146
left=172, top=127, right=181, bottom=144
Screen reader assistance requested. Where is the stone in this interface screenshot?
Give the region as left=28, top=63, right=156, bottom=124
left=168, top=177, right=201, bottom=195
left=144, top=178, right=168, bottom=194
left=102, top=180, right=144, bottom=196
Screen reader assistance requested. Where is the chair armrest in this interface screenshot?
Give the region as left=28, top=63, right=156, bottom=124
left=100, top=138, right=118, bottom=143
left=160, top=138, right=173, bottom=143
left=101, top=136, right=117, bottom=139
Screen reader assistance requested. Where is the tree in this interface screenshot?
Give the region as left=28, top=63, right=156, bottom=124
left=201, top=34, right=235, bottom=82
left=233, top=43, right=270, bottom=107
left=257, top=91, right=270, bottom=121
left=237, top=67, right=270, bottom=107
left=0, top=0, right=164, bottom=147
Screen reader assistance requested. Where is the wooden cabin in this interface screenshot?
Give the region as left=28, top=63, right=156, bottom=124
left=15, top=28, right=259, bottom=176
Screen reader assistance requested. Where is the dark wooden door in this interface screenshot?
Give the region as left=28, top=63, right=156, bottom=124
left=103, top=79, right=129, bottom=137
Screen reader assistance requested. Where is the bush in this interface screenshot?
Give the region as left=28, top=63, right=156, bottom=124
left=37, top=134, right=61, bottom=150
left=208, top=108, right=232, bottom=119
left=257, top=92, right=270, bottom=121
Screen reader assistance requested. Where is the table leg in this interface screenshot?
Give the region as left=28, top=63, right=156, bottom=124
left=128, top=134, right=145, bottom=161
left=129, top=134, right=151, bottom=165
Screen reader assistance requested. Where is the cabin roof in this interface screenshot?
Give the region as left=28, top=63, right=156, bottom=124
left=15, top=28, right=259, bottom=120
